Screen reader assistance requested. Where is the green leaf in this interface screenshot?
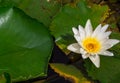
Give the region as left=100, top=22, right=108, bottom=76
left=50, top=63, right=91, bottom=83
left=0, top=0, right=61, bottom=27
left=0, top=7, right=53, bottom=82
left=18, top=0, right=61, bottom=27
left=50, top=0, right=108, bottom=53
left=85, top=32, right=120, bottom=83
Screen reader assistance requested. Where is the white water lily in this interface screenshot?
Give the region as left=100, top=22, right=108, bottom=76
left=67, top=19, right=120, bottom=68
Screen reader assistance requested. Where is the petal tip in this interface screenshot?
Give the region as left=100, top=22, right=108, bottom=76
left=96, top=65, right=100, bottom=68
left=94, top=61, right=100, bottom=68
left=72, top=28, right=78, bottom=35
left=86, top=19, right=91, bottom=25
left=89, top=55, right=100, bottom=68
left=87, top=19, right=91, bottom=22
left=106, top=24, right=109, bottom=27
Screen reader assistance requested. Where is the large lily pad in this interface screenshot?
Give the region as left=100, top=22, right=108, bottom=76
left=0, top=7, right=53, bottom=82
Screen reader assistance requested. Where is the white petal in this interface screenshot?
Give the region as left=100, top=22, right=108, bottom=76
left=100, top=51, right=114, bottom=56
left=74, top=35, right=81, bottom=42
left=98, top=31, right=111, bottom=40
left=85, top=19, right=93, bottom=37
left=72, top=27, right=81, bottom=43
left=101, top=24, right=109, bottom=32
left=101, top=44, right=112, bottom=51
left=92, top=24, right=102, bottom=37
left=89, top=54, right=100, bottom=68
left=81, top=54, right=89, bottom=59
left=80, top=48, right=89, bottom=59
left=67, top=43, right=80, bottom=53
left=80, top=48, right=85, bottom=54
left=80, top=48, right=87, bottom=54
left=78, top=25, right=86, bottom=40
left=100, top=38, right=108, bottom=44
left=103, top=31, right=111, bottom=37
left=72, top=28, right=78, bottom=35
left=106, top=39, right=120, bottom=47
left=101, top=39, right=119, bottom=50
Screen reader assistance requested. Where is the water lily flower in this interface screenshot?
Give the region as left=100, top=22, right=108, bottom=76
left=67, top=19, right=120, bottom=68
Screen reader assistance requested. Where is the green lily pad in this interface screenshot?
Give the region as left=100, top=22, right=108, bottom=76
left=0, top=7, right=53, bottom=82
left=50, top=63, right=91, bottom=83
left=18, top=0, right=61, bottom=27
left=0, top=0, right=61, bottom=27
left=85, top=32, right=120, bottom=83
left=50, top=0, right=109, bottom=53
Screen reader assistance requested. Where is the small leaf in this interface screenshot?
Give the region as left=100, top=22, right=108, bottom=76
left=0, top=75, right=6, bottom=83
left=0, top=7, right=53, bottom=82
left=50, top=63, right=91, bottom=83
left=0, top=73, right=11, bottom=83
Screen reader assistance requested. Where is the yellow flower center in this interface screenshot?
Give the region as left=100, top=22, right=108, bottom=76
left=82, top=37, right=101, bottom=53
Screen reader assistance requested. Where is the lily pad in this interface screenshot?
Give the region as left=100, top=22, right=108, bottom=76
left=18, top=0, right=61, bottom=27
left=0, top=7, right=53, bottom=82
left=50, top=63, right=91, bottom=83
left=0, top=0, right=61, bottom=27
left=50, top=0, right=109, bottom=53
left=85, top=32, right=120, bottom=83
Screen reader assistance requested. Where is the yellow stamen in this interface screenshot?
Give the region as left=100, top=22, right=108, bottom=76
left=82, top=37, right=101, bottom=53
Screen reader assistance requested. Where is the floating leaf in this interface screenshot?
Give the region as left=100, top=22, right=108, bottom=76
left=0, top=7, right=53, bottom=82
left=85, top=32, right=120, bottom=83
left=50, top=0, right=109, bottom=54
left=0, top=0, right=61, bottom=27
left=50, top=63, right=91, bottom=83
left=17, top=0, right=61, bottom=27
